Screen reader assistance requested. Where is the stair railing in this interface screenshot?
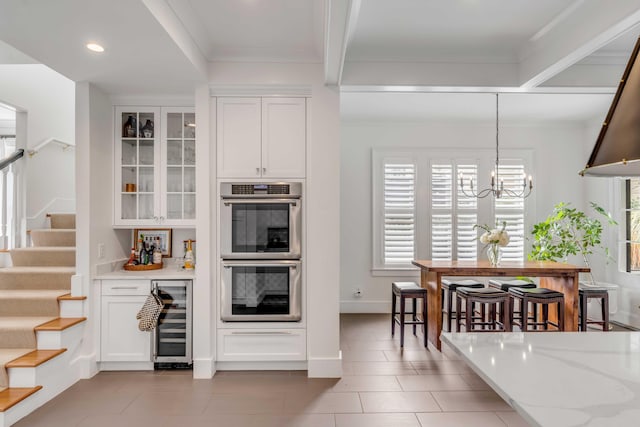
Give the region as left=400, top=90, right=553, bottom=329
left=27, top=138, right=74, bottom=157
left=0, top=149, right=24, bottom=249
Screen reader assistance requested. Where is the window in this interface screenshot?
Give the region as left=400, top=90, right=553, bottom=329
left=373, top=148, right=533, bottom=271
left=625, top=178, right=640, bottom=272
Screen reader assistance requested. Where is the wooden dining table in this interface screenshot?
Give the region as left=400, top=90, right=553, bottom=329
left=411, top=260, right=590, bottom=350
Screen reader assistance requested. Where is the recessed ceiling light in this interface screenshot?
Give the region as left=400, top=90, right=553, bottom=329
left=86, top=43, right=105, bottom=53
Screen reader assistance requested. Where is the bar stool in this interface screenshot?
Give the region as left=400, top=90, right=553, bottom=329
left=391, top=282, right=427, bottom=347
left=455, top=287, right=511, bottom=332
left=508, top=288, right=564, bottom=332
left=578, top=285, right=609, bottom=332
left=441, top=279, right=484, bottom=332
left=488, top=279, right=537, bottom=323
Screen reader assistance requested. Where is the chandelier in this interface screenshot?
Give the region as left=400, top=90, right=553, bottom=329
left=459, top=93, right=533, bottom=199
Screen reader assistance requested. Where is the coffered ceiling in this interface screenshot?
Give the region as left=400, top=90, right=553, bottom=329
left=0, top=0, right=639, bottom=120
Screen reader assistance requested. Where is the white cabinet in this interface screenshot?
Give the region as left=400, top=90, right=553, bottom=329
left=216, top=329, right=306, bottom=361
left=99, top=280, right=151, bottom=363
left=114, top=106, right=196, bottom=227
left=217, top=97, right=306, bottom=178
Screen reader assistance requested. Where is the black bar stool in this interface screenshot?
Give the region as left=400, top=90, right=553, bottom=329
left=488, top=279, right=537, bottom=323
left=455, top=287, right=511, bottom=332
left=391, top=282, right=427, bottom=347
left=578, top=285, right=609, bottom=331
left=508, top=288, right=564, bottom=331
left=441, top=279, right=484, bottom=332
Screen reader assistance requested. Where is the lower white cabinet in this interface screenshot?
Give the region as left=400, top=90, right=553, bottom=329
left=100, top=280, right=151, bottom=362
left=217, top=329, right=306, bottom=361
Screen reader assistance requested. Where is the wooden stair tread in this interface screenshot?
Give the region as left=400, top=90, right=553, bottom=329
left=35, top=317, right=86, bottom=331
left=57, top=294, right=87, bottom=301
left=5, top=349, right=66, bottom=368
left=0, top=386, right=42, bottom=412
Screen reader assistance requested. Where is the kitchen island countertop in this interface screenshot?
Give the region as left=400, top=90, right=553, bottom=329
left=442, top=331, right=640, bottom=427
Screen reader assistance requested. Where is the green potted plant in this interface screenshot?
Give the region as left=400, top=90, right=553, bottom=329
left=528, top=202, right=617, bottom=284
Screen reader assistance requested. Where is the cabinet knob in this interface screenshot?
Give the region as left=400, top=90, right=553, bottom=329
left=256, top=167, right=260, bottom=175
left=263, top=167, right=266, bottom=174
left=160, top=216, right=165, bottom=222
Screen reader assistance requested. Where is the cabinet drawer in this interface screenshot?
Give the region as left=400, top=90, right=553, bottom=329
left=101, top=280, right=150, bottom=296
left=217, top=329, right=306, bottom=361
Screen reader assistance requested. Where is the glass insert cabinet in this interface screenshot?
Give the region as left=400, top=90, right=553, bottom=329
left=114, top=106, right=196, bottom=227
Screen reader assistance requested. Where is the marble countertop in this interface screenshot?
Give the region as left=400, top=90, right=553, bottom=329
left=94, top=259, right=195, bottom=280
left=441, top=332, right=640, bottom=427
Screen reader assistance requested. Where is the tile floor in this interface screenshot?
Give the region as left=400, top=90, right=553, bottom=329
left=15, top=314, right=530, bottom=427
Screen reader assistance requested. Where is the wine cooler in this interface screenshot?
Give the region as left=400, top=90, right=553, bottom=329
left=152, top=280, right=192, bottom=366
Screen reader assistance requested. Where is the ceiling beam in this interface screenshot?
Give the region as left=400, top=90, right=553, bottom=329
left=342, top=61, right=520, bottom=88
left=518, top=0, right=640, bottom=88
left=324, top=0, right=360, bottom=86
left=142, top=0, right=208, bottom=80
left=340, top=85, right=616, bottom=95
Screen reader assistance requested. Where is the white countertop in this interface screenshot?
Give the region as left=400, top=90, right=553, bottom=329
left=441, top=332, right=640, bottom=427
left=94, top=259, right=195, bottom=280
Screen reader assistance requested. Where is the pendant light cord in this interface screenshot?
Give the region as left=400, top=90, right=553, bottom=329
left=495, top=93, right=499, bottom=184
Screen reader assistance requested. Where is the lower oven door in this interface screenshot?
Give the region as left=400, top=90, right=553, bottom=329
left=221, top=260, right=301, bottom=322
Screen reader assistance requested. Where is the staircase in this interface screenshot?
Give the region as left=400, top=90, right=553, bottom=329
left=0, top=214, right=86, bottom=427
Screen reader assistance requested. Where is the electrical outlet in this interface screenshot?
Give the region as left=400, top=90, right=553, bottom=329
left=354, top=288, right=363, bottom=298
left=98, top=243, right=105, bottom=259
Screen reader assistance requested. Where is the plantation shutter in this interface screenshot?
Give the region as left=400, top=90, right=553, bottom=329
left=383, top=162, right=416, bottom=265
left=456, top=164, right=478, bottom=260
left=431, top=162, right=479, bottom=261
left=431, top=164, right=452, bottom=260
left=494, top=163, right=525, bottom=261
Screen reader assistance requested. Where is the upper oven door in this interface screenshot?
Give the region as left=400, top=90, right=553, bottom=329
left=220, top=198, right=301, bottom=259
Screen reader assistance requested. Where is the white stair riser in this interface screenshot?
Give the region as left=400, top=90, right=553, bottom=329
left=36, top=323, right=84, bottom=352
left=59, top=300, right=85, bottom=318
left=8, top=350, right=68, bottom=388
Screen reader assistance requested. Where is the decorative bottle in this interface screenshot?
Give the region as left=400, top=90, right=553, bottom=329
left=184, top=240, right=194, bottom=270
left=153, top=238, right=162, bottom=265
left=137, top=235, right=144, bottom=264
left=126, top=247, right=137, bottom=265
left=123, top=115, right=137, bottom=138
left=141, top=119, right=154, bottom=138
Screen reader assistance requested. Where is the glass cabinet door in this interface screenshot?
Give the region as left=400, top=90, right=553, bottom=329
left=118, top=109, right=158, bottom=222
left=163, top=109, right=196, bottom=222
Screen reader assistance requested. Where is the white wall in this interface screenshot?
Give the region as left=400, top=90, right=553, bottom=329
left=207, top=63, right=341, bottom=377
left=341, top=120, right=589, bottom=312
left=0, top=64, right=75, bottom=228
left=76, top=82, right=128, bottom=376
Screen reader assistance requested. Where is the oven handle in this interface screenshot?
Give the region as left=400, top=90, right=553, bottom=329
left=222, top=260, right=300, bottom=268
left=230, top=331, right=293, bottom=335
left=222, top=198, right=298, bottom=206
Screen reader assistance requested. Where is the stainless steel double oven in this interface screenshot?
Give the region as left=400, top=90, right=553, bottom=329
left=220, top=182, right=302, bottom=322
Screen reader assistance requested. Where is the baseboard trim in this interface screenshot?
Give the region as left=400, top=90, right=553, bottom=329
left=193, top=358, right=216, bottom=379
left=98, top=361, right=154, bottom=371
left=340, top=301, right=390, bottom=313
left=215, top=361, right=307, bottom=372
left=307, top=352, right=342, bottom=378
left=73, top=353, right=98, bottom=379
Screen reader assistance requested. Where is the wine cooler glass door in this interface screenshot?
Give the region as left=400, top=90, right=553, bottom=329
left=153, top=280, right=192, bottom=364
